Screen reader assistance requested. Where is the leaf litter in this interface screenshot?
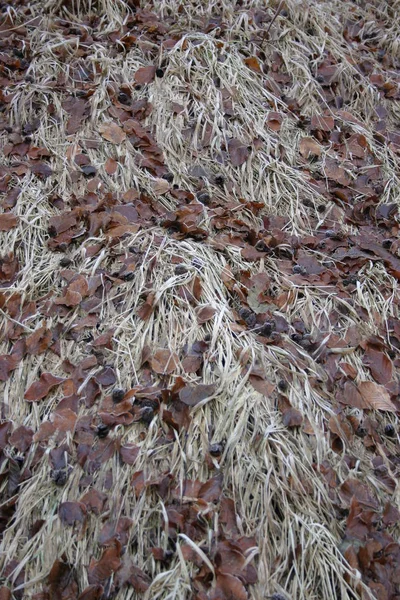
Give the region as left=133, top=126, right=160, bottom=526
left=0, top=1, right=399, bottom=600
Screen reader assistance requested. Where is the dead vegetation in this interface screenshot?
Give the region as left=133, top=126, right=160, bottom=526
left=0, top=0, right=399, bottom=599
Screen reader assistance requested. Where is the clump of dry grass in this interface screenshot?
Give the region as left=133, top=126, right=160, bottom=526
left=0, top=0, right=399, bottom=599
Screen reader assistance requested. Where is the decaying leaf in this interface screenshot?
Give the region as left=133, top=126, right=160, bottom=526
left=179, top=383, right=217, bottom=407
left=134, top=65, right=157, bottom=84
left=98, top=122, right=126, bottom=144
left=151, top=349, right=179, bottom=374
left=24, top=372, right=65, bottom=402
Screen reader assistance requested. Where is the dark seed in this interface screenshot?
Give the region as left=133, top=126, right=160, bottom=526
left=81, top=165, right=97, bottom=177
left=123, top=272, right=135, bottom=281
left=316, top=74, right=325, bottom=83
left=97, top=424, right=109, bottom=438
left=255, top=240, right=268, bottom=252
left=141, top=406, right=154, bottom=424
left=118, top=92, right=130, bottom=104
left=382, top=239, right=392, bottom=249
left=317, top=204, right=326, bottom=213
left=197, top=191, right=210, bottom=205
left=51, top=469, right=68, bottom=486
left=269, top=594, right=288, bottom=600
left=355, top=426, right=367, bottom=438
left=59, top=257, right=72, bottom=267
left=215, top=174, right=225, bottom=186
left=112, top=388, right=125, bottom=403
left=291, top=333, right=303, bottom=343
left=209, top=443, right=223, bottom=457
left=384, top=424, right=395, bottom=437
left=156, top=68, right=164, bottom=78
left=278, top=380, right=288, bottom=392
left=258, top=321, right=275, bottom=337
left=175, top=264, right=188, bottom=275
left=135, top=84, right=142, bottom=91
left=162, top=172, right=174, bottom=183
left=293, top=265, right=307, bottom=275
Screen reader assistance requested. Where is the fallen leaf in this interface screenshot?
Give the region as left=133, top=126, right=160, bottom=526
left=58, top=501, right=87, bottom=527
left=0, top=213, right=18, bottom=231
left=98, top=122, right=126, bottom=144
left=266, top=111, right=283, bottom=131
left=299, top=137, right=322, bottom=158
left=152, top=178, right=170, bottom=195
left=119, top=444, right=140, bottom=465
left=26, top=326, right=52, bottom=355
left=279, top=396, right=303, bottom=427
left=228, top=138, right=250, bottom=167
left=179, top=383, right=217, bottom=407
left=311, top=114, right=334, bottom=131
left=78, top=585, right=104, bottom=600
left=104, top=157, right=118, bottom=175
left=199, top=473, right=223, bottom=502
left=196, top=305, right=216, bottom=324
left=80, top=489, right=108, bottom=515
left=88, top=544, right=122, bottom=585
left=151, top=349, right=179, bottom=374
left=215, top=573, right=248, bottom=600
left=358, top=381, right=396, bottom=412
left=363, top=346, right=392, bottom=385
left=134, top=65, right=157, bottom=84
left=24, top=372, right=65, bottom=402
left=244, top=56, right=261, bottom=73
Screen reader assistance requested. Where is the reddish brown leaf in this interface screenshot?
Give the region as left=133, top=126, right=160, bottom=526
left=80, top=489, right=107, bottom=515
left=279, top=396, right=303, bottom=427
left=228, top=138, right=250, bottom=167
left=196, top=305, right=216, bottom=324
left=311, top=114, right=334, bottom=131
left=24, top=372, right=65, bottom=402
left=363, top=346, right=392, bottom=385
left=151, top=348, right=179, bottom=374
left=48, top=213, right=77, bottom=235
left=88, top=544, right=122, bottom=585
left=179, top=383, right=217, bottom=407
left=58, top=501, right=87, bottom=527
left=134, top=65, right=157, bottom=84
left=119, top=444, right=139, bottom=465
left=104, top=157, right=118, bottom=175
left=9, top=425, right=33, bottom=452
left=0, top=421, right=12, bottom=450
left=136, top=293, right=155, bottom=320
left=98, top=122, right=126, bottom=144
left=299, top=137, right=321, bottom=158
left=215, top=573, right=248, bottom=600
left=0, top=213, right=18, bottom=231
left=266, top=111, right=282, bottom=131
left=358, top=381, right=396, bottom=412
left=0, top=253, right=19, bottom=282
left=98, top=517, right=133, bottom=546
left=199, top=473, right=223, bottom=502
left=244, top=56, right=261, bottom=73
left=48, top=559, right=78, bottom=599
left=128, top=565, right=151, bottom=592
left=78, top=585, right=104, bottom=600
left=26, top=326, right=52, bottom=355
left=0, top=587, right=11, bottom=600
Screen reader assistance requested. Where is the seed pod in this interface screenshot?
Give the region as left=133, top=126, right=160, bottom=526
left=141, top=406, right=154, bottom=424
left=209, top=443, right=223, bottom=457
left=384, top=424, right=395, bottom=437
left=97, top=424, right=109, bottom=438
left=112, top=389, right=125, bottom=403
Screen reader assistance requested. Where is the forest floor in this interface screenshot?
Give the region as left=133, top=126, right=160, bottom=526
left=0, top=0, right=400, bottom=599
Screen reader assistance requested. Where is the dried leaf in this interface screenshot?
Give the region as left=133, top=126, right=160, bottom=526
left=26, top=326, right=52, bottom=355
left=104, top=157, right=118, bottom=175
left=196, top=305, right=216, bottom=324
left=311, top=114, right=334, bottom=131
left=0, top=213, right=18, bottom=231
left=179, top=383, right=217, bottom=407
left=358, top=381, right=396, bottom=412
left=266, top=111, right=282, bottom=131
left=78, top=585, right=104, bottom=600
left=199, top=473, right=223, bottom=502
left=134, top=65, right=157, bottom=84
left=244, top=56, right=261, bottom=73
left=363, top=346, right=392, bottom=385
left=215, top=573, right=248, bottom=600
left=88, top=544, right=122, bottom=585
left=151, top=349, right=179, bottom=374
left=59, top=501, right=87, bottom=527
left=119, top=444, right=140, bottom=465
left=152, top=178, right=170, bottom=195
left=299, top=137, right=322, bottom=158
left=24, top=372, right=65, bottom=402
left=228, top=138, right=250, bottom=167
left=98, top=122, right=126, bottom=144
left=279, top=396, right=303, bottom=427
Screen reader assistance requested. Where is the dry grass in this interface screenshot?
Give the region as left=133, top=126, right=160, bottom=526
left=0, top=0, right=399, bottom=599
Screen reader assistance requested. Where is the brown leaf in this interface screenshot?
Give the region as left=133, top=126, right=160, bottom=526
left=128, top=565, right=151, bottom=592
left=134, top=65, right=157, bottom=84
left=279, top=396, right=303, bottom=427
left=228, top=138, right=250, bottom=167
left=363, top=346, right=392, bottom=385
left=98, top=517, right=133, bottom=546
left=179, top=383, right=217, bottom=407
left=358, top=381, right=396, bottom=412
left=9, top=425, right=33, bottom=452
left=24, top=372, right=65, bottom=402
left=266, top=111, right=282, bottom=131
left=151, top=349, right=179, bottom=374
left=26, top=326, right=52, bottom=355
left=244, top=56, right=261, bottom=73
left=58, top=501, right=87, bottom=527
left=119, top=444, right=139, bottom=465
left=152, top=178, right=170, bottom=196
left=215, top=573, right=248, bottom=600
left=48, top=559, right=78, bottom=600
left=0, top=213, right=18, bottom=231
left=104, top=158, right=118, bottom=175
left=0, top=421, right=12, bottom=450
left=136, top=292, right=155, bottom=320
left=299, top=137, right=322, bottom=158
left=98, top=122, right=126, bottom=144
left=311, top=114, right=334, bottom=131
left=195, top=305, right=216, bottom=324
left=199, top=473, right=223, bottom=502
left=48, top=212, right=77, bottom=235
left=80, top=489, right=107, bottom=515
left=0, top=252, right=19, bottom=282
left=54, top=288, right=82, bottom=307
left=88, top=544, right=122, bottom=585
left=0, top=587, right=11, bottom=600
left=78, top=585, right=104, bottom=600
